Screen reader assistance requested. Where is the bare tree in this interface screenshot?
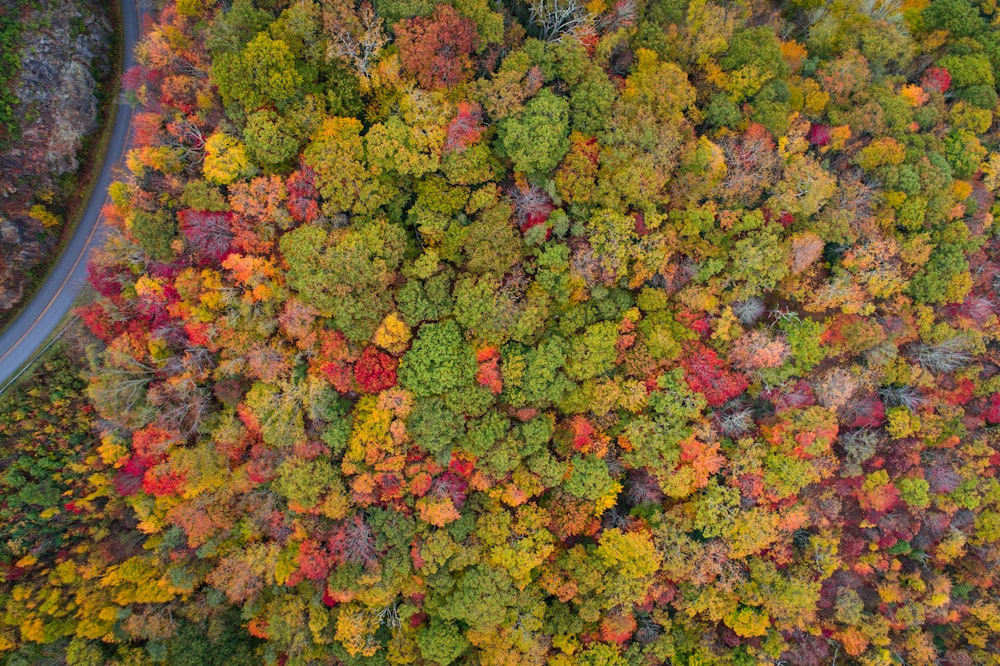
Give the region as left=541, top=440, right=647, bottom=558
left=731, top=297, right=766, bottom=326
left=509, top=182, right=553, bottom=227
left=840, top=429, right=880, bottom=469
left=715, top=402, right=756, bottom=437
left=529, top=0, right=593, bottom=42
left=879, top=384, right=923, bottom=411
left=598, top=0, right=636, bottom=32
left=911, top=335, right=972, bottom=374
left=858, top=0, right=904, bottom=24
left=331, top=514, right=378, bottom=566
left=625, top=468, right=663, bottom=507
left=634, top=613, right=662, bottom=645
left=323, top=0, right=389, bottom=76
left=720, top=133, right=782, bottom=207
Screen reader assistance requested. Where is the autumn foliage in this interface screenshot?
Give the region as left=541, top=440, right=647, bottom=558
left=394, top=5, right=477, bottom=90
left=7, top=0, right=1000, bottom=664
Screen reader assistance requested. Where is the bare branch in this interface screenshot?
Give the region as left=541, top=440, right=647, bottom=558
left=323, top=0, right=388, bottom=76
left=529, top=0, right=593, bottom=42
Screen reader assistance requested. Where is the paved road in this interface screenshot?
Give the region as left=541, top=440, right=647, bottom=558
left=0, top=0, right=139, bottom=391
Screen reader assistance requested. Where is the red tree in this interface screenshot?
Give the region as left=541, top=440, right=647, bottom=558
left=113, top=458, right=147, bottom=497
left=807, top=123, right=831, bottom=147
left=286, top=165, right=320, bottom=224
left=920, top=66, right=951, bottom=93
left=394, top=6, right=477, bottom=89
left=476, top=346, right=503, bottom=394
left=178, top=209, right=235, bottom=264
left=847, top=395, right=886, bottom=428
left=984, top=393, right=1000, bottom=424
left=329, top=515, right=377, bottom=566
left=354, top=346, right=398, bottom=393
left=681, top=346, right=748, bottom=407
left=295, top=538, right=332, bottom=582
left=87, top=261, right=126, bottom=301
left=132, top=425, right=177, bottom=467
left=943, top=295, right=994, bottom=323
left=142, top=466, right=186, bottom=497
left=443, top=101, right=484, bottom=154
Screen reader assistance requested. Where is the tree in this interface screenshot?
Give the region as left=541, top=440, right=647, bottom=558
left=129, top=209, right=178, bottom=262
left=569, top=66, right=616, bottom=136
left=434, top=565, right=518, bottom=631
left=444, top=101, right=484, bottom=154
left=212, top=32, right=302, bottom=111
left=409, top=396, right=466, bottom=456
left=394, top=5, right=478, bottom=90
left=365, top=114, right=443, bottom=179
left=280, top=219, right=406, bottom=341
left=273, top=455, right=350, bottom=517
left=303, top=116, right=390, bottom=216
left=417, top=618, right=471, bottom=665
left=718, top=26, right=789, bottom=100
left=922, top=0, right=985, bottom=39
left=528, top=0, right=592, bottom=42
left=285, top=165, right=321, bottom=224
left=719, top=127, right=782, bottom=207
left=354, top=346, right=398, bottom=393
left=911, top=335, right=971, bottom=373
left=203, top=132, right=253, bottom=185
left=565, top=321, right=619, bottom=381
left=593, top=528, right=661, bottom=608
left=908, top=242, right=972, bottom=305
left=178, top=209, right=234, bottom=263
left=243, top=110, right=300, bottom=166
left=729, top=331, right=789, bottom=373
left=497, top=89, right=571, bottom=176
left=616, top=49, right=695, bottom=127
left=563, top=455, right=619, bottom=508
left=324, top=0, right=389, bottom=76
left=206, top=0, right=273, bottom=56
left=682, top=346, right=748, bottom=408
left=398, top=321, right=478, bottom=399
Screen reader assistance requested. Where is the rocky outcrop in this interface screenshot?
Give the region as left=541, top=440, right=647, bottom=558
left=0, top=0, right=112, bottom=315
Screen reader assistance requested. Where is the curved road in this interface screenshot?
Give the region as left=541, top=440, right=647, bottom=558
left=0, top=0, right=140, bottom=391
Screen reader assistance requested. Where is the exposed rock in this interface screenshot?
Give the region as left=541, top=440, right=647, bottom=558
left=0, top=0, right=112, bottom=314
left=0, top=219, right=20, bottom=247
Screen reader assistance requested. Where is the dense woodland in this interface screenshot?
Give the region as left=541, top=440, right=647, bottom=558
left=4, top=0, right=1000, bottom=663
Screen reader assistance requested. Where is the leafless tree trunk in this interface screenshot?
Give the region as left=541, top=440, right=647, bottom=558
left=529, top=0, right=593, bottom=42
left=323, top=0, right=389, bottom=76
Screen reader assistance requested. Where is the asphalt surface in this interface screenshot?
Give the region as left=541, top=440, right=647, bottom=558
left=0, top=0, right=139, bottom=391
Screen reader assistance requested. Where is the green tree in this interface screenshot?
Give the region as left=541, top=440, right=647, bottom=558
left=565, top=321, right=619, bottom=381
left=243, top=109, right=300, bottom=166
left=497, top=89, right=570, bottom=176
left=280, top=219, right=406, bottom=342
left=433, top=565, right=518, bottom=631
left=206, top=0, right=273, bottom=56
left=569, top=67, right=616, bottom=136
left=408, top=397, right=466, bottom=457
left=564, top=455, right=619, bottom=504
left=303, top=116, right=394, bottom=216
left=417, top=618, right=471, bottom=665
left=398, top=321, right=478, bottom=398
left=212, top=33, right=303, bottom=112
left=130, top=209, right=177, bottom=262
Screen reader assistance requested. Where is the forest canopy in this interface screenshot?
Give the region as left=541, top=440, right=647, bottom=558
left=5, top=0, right=1000, bottom=664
